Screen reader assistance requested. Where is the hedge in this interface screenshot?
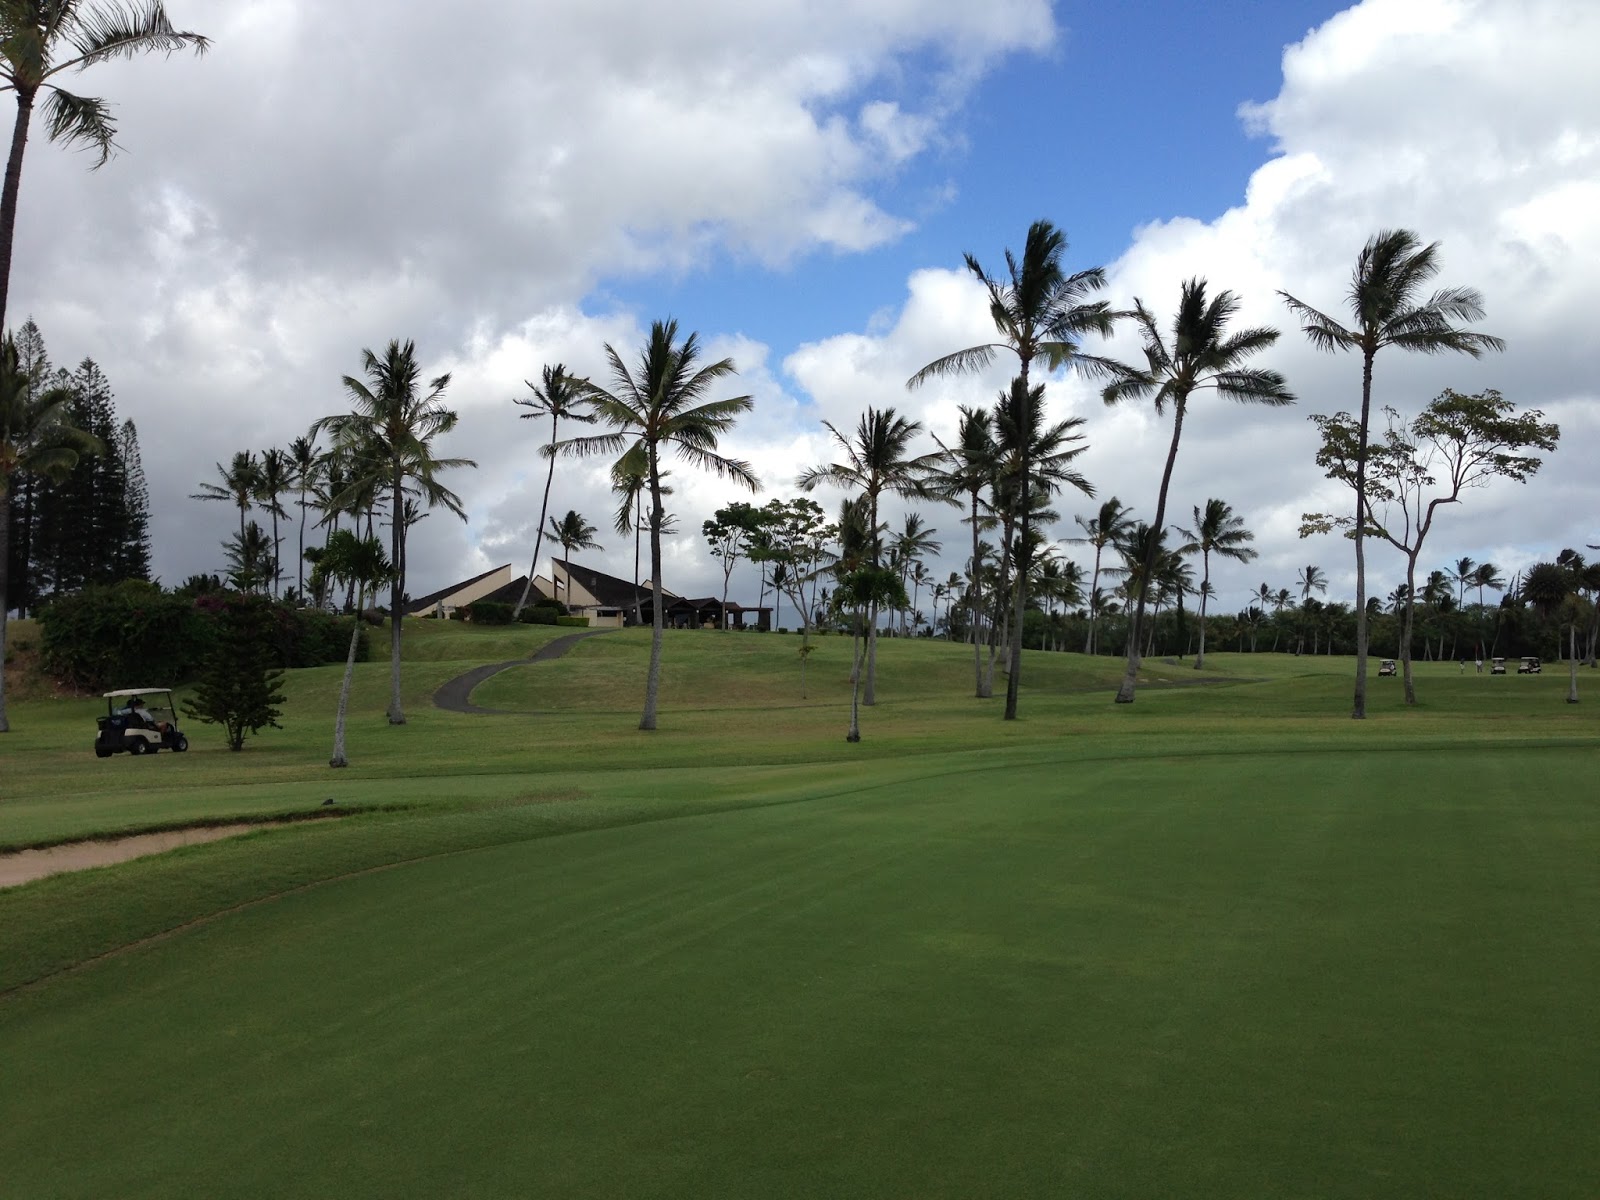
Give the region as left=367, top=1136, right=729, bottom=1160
left=40, top=583, right=367, bottom=692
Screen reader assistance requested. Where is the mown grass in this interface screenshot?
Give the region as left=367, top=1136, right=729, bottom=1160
left=1, top=622, right=1596, bottom=1196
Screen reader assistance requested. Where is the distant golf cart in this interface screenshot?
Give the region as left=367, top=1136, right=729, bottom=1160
left=95, top=688, right=188, bottom=757
left=1378, top=659, right=1397, bottom=677
left=1517, top=656, right=1542, bottom=675
left=1490, top=657, right=1507, bottom=675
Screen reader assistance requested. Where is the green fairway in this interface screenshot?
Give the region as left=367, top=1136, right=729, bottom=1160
left=2, top=626, right=1597, bottom=1196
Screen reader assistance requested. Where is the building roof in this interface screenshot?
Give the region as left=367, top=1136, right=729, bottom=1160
left=407, top=563, right=511, bottom=613
left=553, top=557, right=673, bottom=610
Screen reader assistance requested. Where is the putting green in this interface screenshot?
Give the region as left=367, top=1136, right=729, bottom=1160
left=4, top=745, right=1597, bottom=1198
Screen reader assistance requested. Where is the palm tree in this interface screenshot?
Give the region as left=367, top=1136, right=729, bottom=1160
left=314, top=339, right=475, bottom=726
left=547, top=509, right=602, bottom=566
left=511, top=364, right=593, bottom=618
left=1470, top=560, right=1507, bottom=658
left=1070, top=496, right=1136, bottom=655
left=1521, top=559, right=1581, bottom=704
left=1295, top=565, right=1328, bottom=655
left=837, top=565, right=907, bottom=742
left=0, top=2, right=208, bottom=332
left=317, top=530, right=394, bottom=767
left=891, top=512, right=940, bottom=636
left=927, top=405, right=997, bottom=694
left=286, top=433, right=320, bottom=600
left=1177, top=499, right=1257, bottom=669
left=798, top=407, right=936, bottom=705
left=254, top=446, right=291, bottom=598
left=610, top=445, right=675, bottom=627
left=192, top=451, right=260, bottom=545
left=1101, top=278, right=1292, bottom=703
left=988, top=376, right=1092, bottom=668
left=556, top=319, right=757, bottom=731
left=909, top=220, right=1118, bottom=720
left=223, top=520, right=273, bottom=595
left=1451, top=555, right=1477, bottom=612
left=1280, top=230, right=1504, bottom=718
left=1298, top=564, right=1328, bottom=604
left=0, top=333, right=97, bottom=731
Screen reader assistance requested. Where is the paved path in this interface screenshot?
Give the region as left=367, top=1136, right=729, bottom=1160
left=432, top=629, right=615, bottom=715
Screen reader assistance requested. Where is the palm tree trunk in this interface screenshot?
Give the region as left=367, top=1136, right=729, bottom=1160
left=640, top=448, right=665, bottom=730
left=0, top=89, right=37, bottom=335
left=864, top=491, right=880, bottom=706
left=513, top=421, right=560, bottom=619
left=1117, top=401, right=1186, bottom=704
left=0, top=482, right=12, bottom=732
left=632, top=494, right=644, bottom=626
left=1567, top=624, right=1580, bottom=703
left=1195, top=551, right=1211, bottom=669
left=1005, top=366, right=1032, bottom=722
left=1351, top=350, right=1376, bottom=719
left=1085, top=545, right=1102, bottom=654
left=329, top=581, right=364, bottom=767
left=846, top=621, right=863, bottom=741
left=270, top=509, right=281, bottom=598
left=387, top=469, right=405, bottom=725
left=970, top=492, right=986, bottom=696
left=1401, top=554, right=1419, bottom=705
left=296, top=487, right=309, bottom=600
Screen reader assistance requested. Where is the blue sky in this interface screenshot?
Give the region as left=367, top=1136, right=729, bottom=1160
left=602, top=1, right=1347, bottom=355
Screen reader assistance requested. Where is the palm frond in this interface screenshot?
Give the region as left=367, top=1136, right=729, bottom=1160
left=41, top=86, right=116, bottom=164
left=62, top=2, right=210, bottom=70
left=906, top=344, right=1000, bottom=388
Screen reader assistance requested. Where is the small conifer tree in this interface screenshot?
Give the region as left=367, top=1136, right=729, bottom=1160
left=182, top=592, right=285, bottom=750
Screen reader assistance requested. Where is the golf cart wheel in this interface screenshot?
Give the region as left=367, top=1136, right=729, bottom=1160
left=173, top=734, right=189, bottom=752
left=127, top=738, right=146, bottom=755
left=94, top=745, right=113, bottom=759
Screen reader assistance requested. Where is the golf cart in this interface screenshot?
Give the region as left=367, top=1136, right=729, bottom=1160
left=94, top=688, right=189, bottom=757
left=1517, top=656, right=1542, bottom=675
left=1378, top=659, right=1397, bottom=676
left=1490, top=657, right=1507, bottom=674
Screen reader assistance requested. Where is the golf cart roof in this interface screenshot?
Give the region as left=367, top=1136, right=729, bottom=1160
left=102, top=687, right=174, bottom=698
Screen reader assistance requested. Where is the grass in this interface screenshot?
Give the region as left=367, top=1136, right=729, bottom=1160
left=2, top=622, right=1596, bottom=1196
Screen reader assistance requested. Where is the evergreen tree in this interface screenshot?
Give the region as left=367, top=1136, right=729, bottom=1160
left=5, top=318, right=50, bottom=614
left=182, top=592, right=285, bottom=750
left=115, top=419, right=152, bottom=581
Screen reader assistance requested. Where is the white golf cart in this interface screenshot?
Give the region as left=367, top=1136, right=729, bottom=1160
left=94, top=688, right=189, bottom=757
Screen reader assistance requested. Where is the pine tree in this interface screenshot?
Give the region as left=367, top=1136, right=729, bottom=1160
left=182, top=592, right=285, bottom=750
left=5, top=319, right=51, bottom=615
left=116, top=419, right=152, bottom=581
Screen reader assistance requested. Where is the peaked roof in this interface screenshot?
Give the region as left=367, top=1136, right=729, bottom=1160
left=408, top=563, right=512, bottom=613
left=554, top=557, right=675, bottom=609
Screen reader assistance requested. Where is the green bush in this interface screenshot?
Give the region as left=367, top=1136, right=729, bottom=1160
left=40, top=585, right=363, bottom=692
left=40, top=582, right=208, bottom=691
left=519, top=608, right=557, bottom=625
left=465, top=601, right=514, bottom=625
left=555, top=615, right=590, bottom=627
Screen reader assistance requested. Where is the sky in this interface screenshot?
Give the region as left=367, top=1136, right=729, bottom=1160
left=11, top=0, right=1599, bottom=620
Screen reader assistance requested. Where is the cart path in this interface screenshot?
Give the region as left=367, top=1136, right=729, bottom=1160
left=432, top=628, right=617, bottom=715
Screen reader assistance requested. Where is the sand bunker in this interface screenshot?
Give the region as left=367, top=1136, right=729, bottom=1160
left=0, top=824, right=271, bottom=890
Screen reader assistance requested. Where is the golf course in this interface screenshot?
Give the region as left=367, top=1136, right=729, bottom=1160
left=2, top=621, right=1596, bottom=1198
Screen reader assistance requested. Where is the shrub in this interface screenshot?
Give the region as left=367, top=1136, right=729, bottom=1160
left=41, top=582, right=208, bottom=691
left=41, top=585, right=363, bottom=692
left=465, top=600, right=514, bottom=625
left=555, top=615, right=589, bottom=627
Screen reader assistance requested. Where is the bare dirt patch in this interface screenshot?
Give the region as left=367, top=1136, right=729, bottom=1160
left=1, top=824, right=280, bottom=890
